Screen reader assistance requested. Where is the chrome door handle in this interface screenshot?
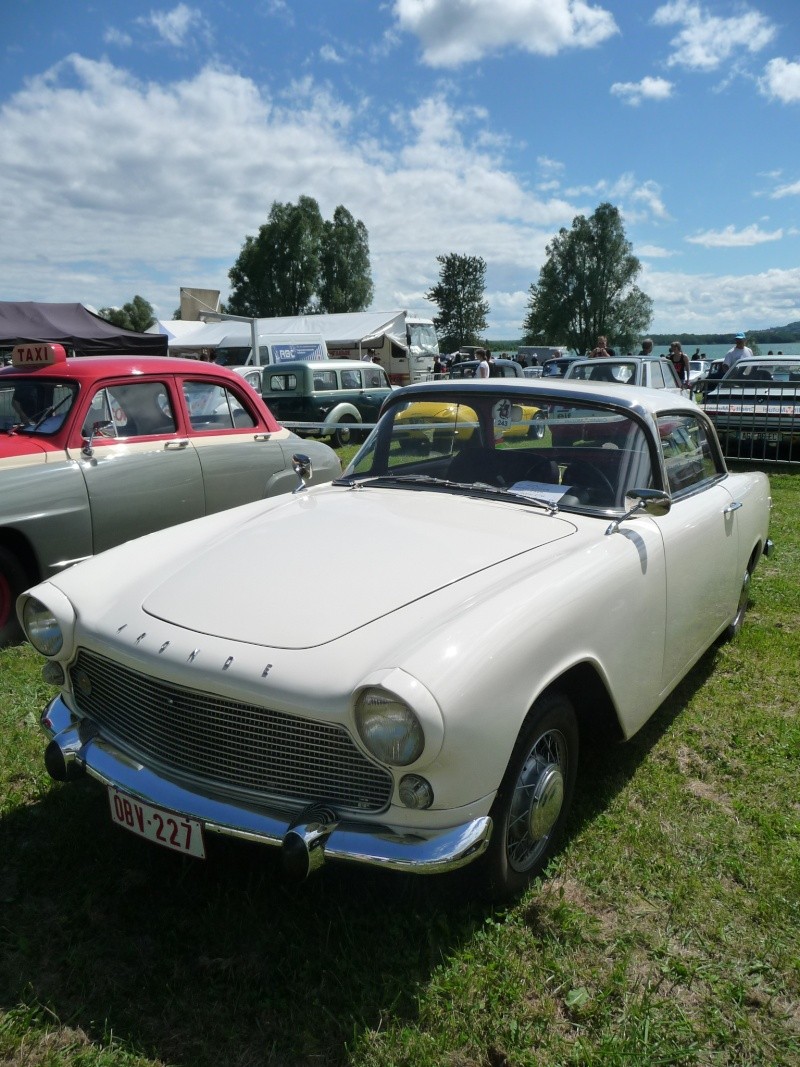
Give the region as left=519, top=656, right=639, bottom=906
left=724, top=501, right=743, bottom=514
left=253, top=433, right=273, bottom=441
left=164, top=439, right=190, bottom=449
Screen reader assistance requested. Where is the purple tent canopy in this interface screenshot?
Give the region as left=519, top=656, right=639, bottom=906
left=0, top=302, right=167, bottom=357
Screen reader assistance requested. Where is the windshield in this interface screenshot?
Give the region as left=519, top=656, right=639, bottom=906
left=214, top=346, right=250, bottom=367
left=567, top=361, right=636, bottom=384
left=343, top=389, right=654, bottom=513
left=0, top=378, right=79, bottom=434
left=723, top=361, right=800, bottom=383
left=407, top=323, right=439, bottom=356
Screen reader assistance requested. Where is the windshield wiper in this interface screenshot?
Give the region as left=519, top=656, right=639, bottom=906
left=338, top=473, right=559, bottom=514
left=29, top=393, right=74, bottom=431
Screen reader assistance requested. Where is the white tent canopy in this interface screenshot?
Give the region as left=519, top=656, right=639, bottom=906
left=149, top=311, right=410, bottom=353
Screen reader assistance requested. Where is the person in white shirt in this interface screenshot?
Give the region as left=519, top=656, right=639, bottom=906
left=476, top=350, right=490, bottom=378
left=723, top=333, right=753, bottom=369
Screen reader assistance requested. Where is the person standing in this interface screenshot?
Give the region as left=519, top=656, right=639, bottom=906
left=476, top=349, right=490, bottom=378
left=588, top=335, right=611, bottom=358
left=638, top=338, right=654, bottom=356
left=723, top=332, right=753, bottom=370
left=668, top=341, right=690, bottom=386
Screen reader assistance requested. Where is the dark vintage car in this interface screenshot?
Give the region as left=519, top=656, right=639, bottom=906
left=701, top=356, right=800, bottom=458
left=260, top=359, right=393, bottom=447
left=0, top=343, right=341, bottom=644
left=541, top=355, right=581, bottom=378
left=449, top=358, right=524, bottom=379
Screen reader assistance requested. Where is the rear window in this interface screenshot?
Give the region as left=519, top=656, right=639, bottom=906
left=267, top=373, right=298, bottom=391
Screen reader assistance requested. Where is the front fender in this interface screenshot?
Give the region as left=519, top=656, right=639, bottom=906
left=322, top=403, right=361, bottom=431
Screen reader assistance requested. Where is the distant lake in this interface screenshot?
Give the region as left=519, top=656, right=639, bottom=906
left=661, top=342, right=800, bottom=361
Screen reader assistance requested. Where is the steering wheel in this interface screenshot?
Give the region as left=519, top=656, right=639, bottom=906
left=562, top=459, right=615, bottom=504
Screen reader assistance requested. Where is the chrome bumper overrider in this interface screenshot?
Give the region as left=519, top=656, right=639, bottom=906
left=41, top=695, right=492, bottom=876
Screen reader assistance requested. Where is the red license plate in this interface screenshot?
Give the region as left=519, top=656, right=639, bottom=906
left=108, top=788, right=206, bottom=858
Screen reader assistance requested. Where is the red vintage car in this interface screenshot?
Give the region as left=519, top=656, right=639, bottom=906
left=0, top=343, right=340, bottom=644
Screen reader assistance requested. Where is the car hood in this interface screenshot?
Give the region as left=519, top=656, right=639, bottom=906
left=0, top=435, right=53, bottom=464
left=142, top=486, right=577, bottom=648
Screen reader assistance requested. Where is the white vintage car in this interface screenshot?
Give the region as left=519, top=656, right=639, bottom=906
left=21, top=379, right=772, bottom=900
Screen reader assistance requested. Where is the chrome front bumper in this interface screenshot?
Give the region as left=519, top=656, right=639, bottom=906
left=41, top=695, right=492, bottom=876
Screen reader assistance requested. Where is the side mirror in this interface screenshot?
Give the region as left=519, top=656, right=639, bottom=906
left=292, top=453, right=312, bottom=493
left=81, top=420, right=113, bottom=457
left=606, top=488, right=671, bottom=535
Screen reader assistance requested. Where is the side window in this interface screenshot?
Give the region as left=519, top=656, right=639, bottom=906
left=182, top=381, right=256, bottom=431
left=340, top=369, right=362, bottom=389
left=364, top=368, right=385, bottom=388
left=313, top=371, right=337, bottom=391
left=84, top=382, right=176, bottom=438
left=658, top=414, right=719, bottom=494
left=649, top=361, right=666, bottom=389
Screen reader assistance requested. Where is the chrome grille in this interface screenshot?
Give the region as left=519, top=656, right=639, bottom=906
left=69, top=649, right=392, bottom=813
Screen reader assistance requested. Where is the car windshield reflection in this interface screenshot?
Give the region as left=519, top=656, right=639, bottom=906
left=342, top=391, right=655, bottom=513
left=0, top=379, right=79, bottom=434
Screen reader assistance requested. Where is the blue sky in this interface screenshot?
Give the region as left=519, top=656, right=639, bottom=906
left=2, top=0, right=799, bottom=337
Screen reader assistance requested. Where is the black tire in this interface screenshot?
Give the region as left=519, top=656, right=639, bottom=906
left=725, top=566, right=752, bottom=640
left=0, top=546, right=28, bottom=648
left=478, top=692, right=578, bottom=901
left=332, top=416, right=357, bottom=448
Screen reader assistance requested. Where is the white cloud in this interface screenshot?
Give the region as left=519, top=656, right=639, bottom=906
left=564, top=174, right=669, bottom=222
left=103, top=28, right=133, bottom=48
left=637, top=245, right=678, bottom=258
left=652, top=0, right=776, bottom=72
left=610, top=76, right=673, bottom=106
left=759, top=57, right=800, bottom=103
left=644, top=265, right=800, bottom=333
left=319, top=44, right=345, bottom=64
left=139, top=4, right=208, bottom=48
left=393, top=0, right=618, bottom=68
left=0, top=56, right=580, bottom=320
left=686, top=224, right=783, bottom=247
left=772, top=179, right=800, bottom=199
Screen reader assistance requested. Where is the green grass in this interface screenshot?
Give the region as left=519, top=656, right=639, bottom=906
left=0, top=470, right=798, bottom=1067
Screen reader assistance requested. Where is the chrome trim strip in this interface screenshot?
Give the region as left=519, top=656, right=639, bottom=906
left=41, top=696, right=492, bottom=875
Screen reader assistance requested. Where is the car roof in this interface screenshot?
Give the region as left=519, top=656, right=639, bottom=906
left=568, top=355, right=665, bottom=367
left=391, top=377, right=700, bottom=419
left=0, top=354, right=251, bottom=383
left=265, top=359, right=385, bottom=372
left=735, top=355, right=800, bottom=364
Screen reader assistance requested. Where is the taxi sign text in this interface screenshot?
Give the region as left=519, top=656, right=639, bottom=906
left=11, top=343, right=67, bottom=368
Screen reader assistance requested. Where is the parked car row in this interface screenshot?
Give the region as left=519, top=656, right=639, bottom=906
left=21, top=373, right=772, bottom=900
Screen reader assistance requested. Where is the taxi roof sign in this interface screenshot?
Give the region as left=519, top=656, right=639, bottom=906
left=11, top=342, right=68, bottom=368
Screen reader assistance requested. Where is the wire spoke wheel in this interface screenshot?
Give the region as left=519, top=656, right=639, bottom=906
left=479, top=691, right=578, bottom=900
left=505, top=728, right=568, bottom=872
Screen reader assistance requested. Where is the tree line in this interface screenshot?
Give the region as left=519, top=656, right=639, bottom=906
left=100, top=198, right=653, bottom=355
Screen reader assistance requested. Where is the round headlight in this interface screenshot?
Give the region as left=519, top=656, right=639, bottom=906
left=354, top=688, right=424, bottom=766
left=22, top=597, right=64, bottom=656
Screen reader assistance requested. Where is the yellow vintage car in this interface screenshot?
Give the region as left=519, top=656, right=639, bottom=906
left=394, top=397, right=544, bottom=449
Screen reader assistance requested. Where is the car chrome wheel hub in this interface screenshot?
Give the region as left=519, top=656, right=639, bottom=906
left=506, top=729, right=567, bottom=873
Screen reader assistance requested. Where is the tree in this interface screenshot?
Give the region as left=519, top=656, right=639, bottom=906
left=318, top=206, right=373, bottom=313
left=425, top=254, right=489, bottom=352
left=98, top=295, right=155, bottom=333
left=522, top=203, right=652, bottom=355
left=227, top=197, right=373, bottom=317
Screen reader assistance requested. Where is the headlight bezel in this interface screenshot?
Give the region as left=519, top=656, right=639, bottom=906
left=352, top=668, right=445, bottom=771
left=22, top=596, right=64, bottom=656
left=354, top=687, right=424, bottom=767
